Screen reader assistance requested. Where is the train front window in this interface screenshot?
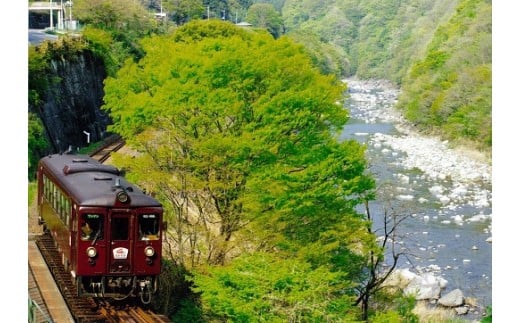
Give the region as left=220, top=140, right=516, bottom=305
left=112, top=217, right=129, bottom=240
left=80, top=214, right=104, bottom=241
left=139, top=214, right=159, bottom=240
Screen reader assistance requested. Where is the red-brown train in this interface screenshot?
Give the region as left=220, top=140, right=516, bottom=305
left=37, top=153, right=165, bottom=304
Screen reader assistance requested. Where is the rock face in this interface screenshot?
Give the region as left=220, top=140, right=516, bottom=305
left=34, top=50, right=111, bottom=153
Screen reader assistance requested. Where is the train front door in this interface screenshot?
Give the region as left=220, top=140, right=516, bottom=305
left=108, top=213, right=133, bottom=274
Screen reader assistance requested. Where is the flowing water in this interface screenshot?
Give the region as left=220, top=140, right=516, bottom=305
left=340, top=79, right=492, bottom=318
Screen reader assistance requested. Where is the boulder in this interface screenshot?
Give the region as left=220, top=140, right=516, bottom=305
left=404, top=273, right=442, bottom=300
left=454, top=306, right=469, bottom=315
left=383, top=268, right=418, bottom=289
left=438, top=289, right=465, bottom=307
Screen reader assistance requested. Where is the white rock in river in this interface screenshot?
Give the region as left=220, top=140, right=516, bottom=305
left=404, top=273, right=444, bottom=300
left=452, top=215, right=464, bottom=224
left=395, top=173, right=410, bottom=184
left=438, top=195, right=451, bottom=205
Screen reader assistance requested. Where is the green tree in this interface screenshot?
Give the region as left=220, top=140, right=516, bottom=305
left=246, top=3, right=284, bottom=38
left=227, top=0, right=253, bottom=23
left=253, top=0, right=285, bottom=12
left=103, top=20, right=376, bottom=319
left=74, top=0, right=155, bottom=32
left=164, top=0, right=205, bottom=25
left=74, top=0, right=166, bottom=61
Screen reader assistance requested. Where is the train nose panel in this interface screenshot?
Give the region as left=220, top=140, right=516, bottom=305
left=110, top=260, right=131, bottom=273
left=109, top=213, right=133, bottom=274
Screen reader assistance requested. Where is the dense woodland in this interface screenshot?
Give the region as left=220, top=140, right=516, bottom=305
left=28, top=0, right=492, bottom=321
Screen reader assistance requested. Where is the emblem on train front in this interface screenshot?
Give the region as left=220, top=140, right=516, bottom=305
left=113, top=247, right=129, bottom=259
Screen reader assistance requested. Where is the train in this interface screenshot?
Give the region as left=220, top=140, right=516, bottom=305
left=37, top=153, right=165, bottom=304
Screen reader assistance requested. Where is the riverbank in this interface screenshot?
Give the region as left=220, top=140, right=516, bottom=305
left=345, top=78, right=491, bottom=163
left=343, top=78, right=492, bottom=321
left=345, top=78, right=491, bottom=209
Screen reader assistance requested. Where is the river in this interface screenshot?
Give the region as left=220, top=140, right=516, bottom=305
left=340, top=79, right=492, bottom=319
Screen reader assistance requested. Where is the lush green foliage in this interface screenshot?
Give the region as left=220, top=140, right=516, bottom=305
left=28, top=113, right=50, bottom=179
left=103, top=20, right=379, bottom=320
left=193, top=252, right=361, bottom=321
left=246, top=3, right=284, bottom=38
left=397, top=0, right=491, bottom=149
left=253, top=0, right=284, bottom=12
left=287, top=30, right=350, bottom=83
left=75, top=0, right=172, bottom=70
left=152, top=259, right=199, bottom=319
left=161, top=0, right=205, bottom=25
left=281, top=0, right=459, bottom=82
left=360, top=291, right=418, bottom=322
left=74, top=0, right=157, bottom=33
left=80, top=27, right=122, bottom=76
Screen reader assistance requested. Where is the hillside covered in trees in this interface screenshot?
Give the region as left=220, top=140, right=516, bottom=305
left=280, top=0, right=491, bottom=151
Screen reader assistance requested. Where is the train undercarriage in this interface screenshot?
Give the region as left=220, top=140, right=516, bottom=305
left=77, top=275, right=158, bottom=304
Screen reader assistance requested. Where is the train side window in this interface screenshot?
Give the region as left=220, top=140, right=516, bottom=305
left=112, top=218, right=129, bottom=240
left=80, top=214, right=104, bottom=241
left=138, top=214, right=159, bottom=240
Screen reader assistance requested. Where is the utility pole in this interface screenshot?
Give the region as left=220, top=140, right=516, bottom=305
left=207, top=6, right=210, bottom=20
left=59, top=0, right=63, bottom=29
left=49, top=0, right=53, bottom=29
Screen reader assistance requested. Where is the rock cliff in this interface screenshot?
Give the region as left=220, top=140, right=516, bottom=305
left=34, top=50, right=111, bottom=153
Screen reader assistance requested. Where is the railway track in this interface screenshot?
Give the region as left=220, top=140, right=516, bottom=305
left=89, top=134, right=126, bottom=162
left=35, top=233, right=104, bottom=322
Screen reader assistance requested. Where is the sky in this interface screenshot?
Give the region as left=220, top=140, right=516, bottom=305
left=3, top=1, right=516, bottom=321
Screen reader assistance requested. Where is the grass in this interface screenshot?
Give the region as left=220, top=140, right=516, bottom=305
left=28, top=181, right=37, bottom=206
left=412, top=301, right=468, bottom=323
left=77, top=140, right=105, bottom=155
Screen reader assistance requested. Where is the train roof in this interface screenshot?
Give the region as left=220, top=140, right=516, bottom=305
left=38, top=154, right=162, bottom=208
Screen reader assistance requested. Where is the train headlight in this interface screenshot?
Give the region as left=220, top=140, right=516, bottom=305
left=144, top=246, right=155, bottom=257
left=117, top=191, right=129, bottom=203
left=86, top=247, right=97, bottom=258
